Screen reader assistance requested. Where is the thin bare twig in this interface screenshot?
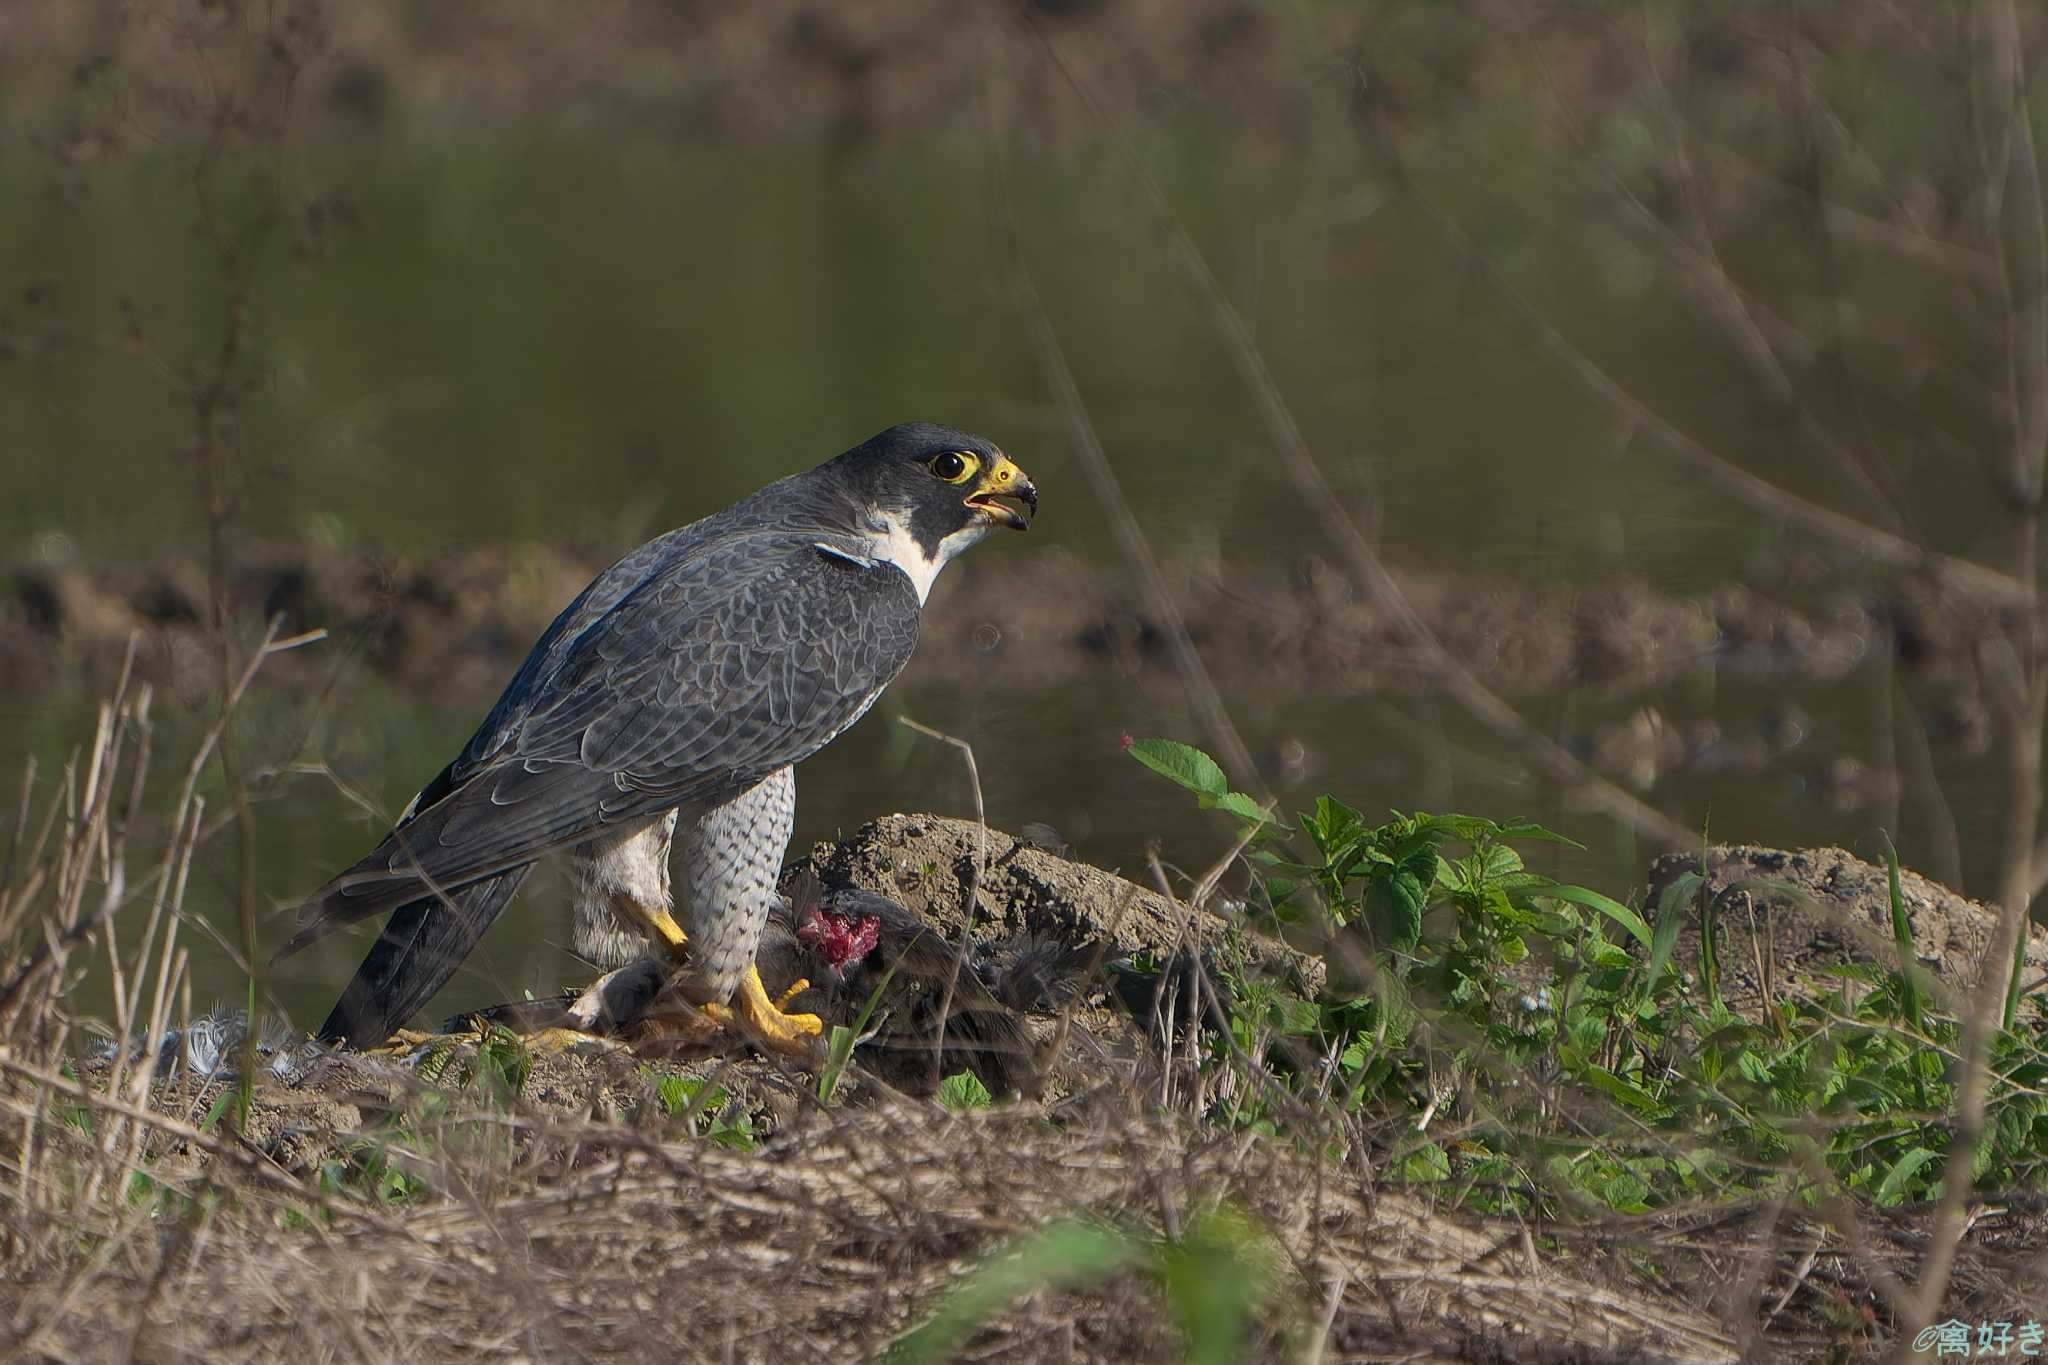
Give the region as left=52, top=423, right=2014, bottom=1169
left=1895, top=2, right=2048, bottom=1347
left=1528, top=13, right=1913, bottom=535
left=0, top=621, right=321, bottom=1015
left=1026, top=23, right=1692, bottom=849
left=981, top=67, right=1267, bottom=799
left=896, top=716, right=992, bottom=1093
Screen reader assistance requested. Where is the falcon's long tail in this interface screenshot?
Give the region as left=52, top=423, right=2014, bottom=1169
left=316, top=866, right=532, bottom=1048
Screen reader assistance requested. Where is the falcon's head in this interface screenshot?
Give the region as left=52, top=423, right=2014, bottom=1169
left=826, top=422, right=1037, bottom=602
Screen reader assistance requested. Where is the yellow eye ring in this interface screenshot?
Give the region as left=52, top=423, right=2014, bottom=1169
left=931, top=451, right=978, bottom=483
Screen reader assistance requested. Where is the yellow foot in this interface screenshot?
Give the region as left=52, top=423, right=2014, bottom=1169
left=368, top=1022, right=614, bottom=1057
left=369, top=1026, right=463, bottom=1054
left=520, top=1026, right=619, bottom=1055
left=629, top=903, right=692, bottom=961
left=702, top=965, right=823, bottom=1059
left=377, top=1027, right=430, bottom=1049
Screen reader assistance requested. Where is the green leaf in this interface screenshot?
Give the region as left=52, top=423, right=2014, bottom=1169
left=1303, top=795, right=1368, bottom=870
left=1390, top=819, right=1455, bottom=863
left=935, top=1070, right=993, bottom=1111
left=199, top=1087, right=237, bottom=1135
left=1364, top=866, right=1428, bottom=953
left=1162, top=1208, right=1271, bottom=1365
left=1598, top=1169, right=1652, bottom=1212
left=819, top=946, right=908, bottom=1103
left=1398, top=1141, right=1451, bottom=1183
left=887, top=1220, right=1142, bottom=1364
left=1414, top=813, right=1503, bottom=843
left=1475, top=843, right=1524, bottom=880
left=1646, top=875, right=1693, bottom=986
left=1874, top=1145, right=1940, bottom=1206
left=650, top=1073, right=728, bottom=1125
left=1698, top=873, right=1722, bottom=1007
left=1212, top=791, right=1273, bottom=825
left=474, top=1024, right=532, bottom=1101
left=708, top=1115, right=757, bottom=1153
left=1493, top=820, right=1587, bottom=849
left=1581, top=1065, right=1666, bottom=1115
left=1272, top=995, right=1322, bottom=1036
left=1246, top=849, right=1307, bottom=872
left=1584, top=940, right=1634, bottom=970
left=1127, top=739, right=1227, bottom=799
left=1882, top=835, right=1925, bottom=1035
left=818, top=1026, right=857, bottom=1105
left=1542, top=884, right=1652, bottom=950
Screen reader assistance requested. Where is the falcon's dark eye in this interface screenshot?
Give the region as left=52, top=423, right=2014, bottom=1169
left=930, top=451, right=977, bottom=483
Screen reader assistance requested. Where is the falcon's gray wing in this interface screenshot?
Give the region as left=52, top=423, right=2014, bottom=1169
left=279, top=533, right=920, bottom=959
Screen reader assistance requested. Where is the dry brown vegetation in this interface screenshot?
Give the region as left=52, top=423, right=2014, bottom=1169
left=1, top=672, right=2044, bottom=1363
left=0, top=671, right=1713, bottom=1363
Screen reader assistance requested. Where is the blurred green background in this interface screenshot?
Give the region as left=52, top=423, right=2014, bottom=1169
left=2, top=1, right=2039, bottom=1026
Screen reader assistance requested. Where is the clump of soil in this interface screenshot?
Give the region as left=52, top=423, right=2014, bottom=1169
left=1645, top=844, right=2048, bottom=1021
left=798, top=812, right=1323, bottom=992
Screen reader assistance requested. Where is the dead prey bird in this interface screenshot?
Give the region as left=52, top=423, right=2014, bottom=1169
left=275, top=423, right=1036, bottom=1056
left=446, top=874, right=1097, bottom=1098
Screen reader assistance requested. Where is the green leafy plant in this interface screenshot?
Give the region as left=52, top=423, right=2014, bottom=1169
left=1126, top=737, right=2048, bottom=1217
left=818, top=1025, right=859, bottom=1105
left=886, top=1205, right=1282, bottom=1364
left=934, top=1070, right=993, bottom=1111
left=1125, top=738, right=1272, bottom=826
left=319, top=1142, right=426, bottom=1206
left=57, top=1066, right=92, bottom=1138
left=640, top=1068, right=758, bottom=1151
left=473, top=1025, right=533, bottom=1105
left=819, top=953, right=904, bottom=1105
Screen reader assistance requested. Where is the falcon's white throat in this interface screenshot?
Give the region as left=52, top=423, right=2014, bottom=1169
left=861, top=512, right=991, bottom=605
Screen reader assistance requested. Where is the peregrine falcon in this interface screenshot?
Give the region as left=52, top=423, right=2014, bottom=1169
left=275, top=422, right=1037, bottom=1055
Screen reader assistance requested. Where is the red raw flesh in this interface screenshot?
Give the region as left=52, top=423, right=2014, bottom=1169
left=797, top=908, right=881, bottom=972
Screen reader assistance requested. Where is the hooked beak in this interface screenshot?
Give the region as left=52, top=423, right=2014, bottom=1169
left=964, top=455, right=1037, bottom=530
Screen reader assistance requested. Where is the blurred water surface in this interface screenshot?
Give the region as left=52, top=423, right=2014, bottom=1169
left=1, top=31, right=2031, bottom=1025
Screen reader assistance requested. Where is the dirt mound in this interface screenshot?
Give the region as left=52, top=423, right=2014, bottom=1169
left=1644, top=844, right=2048, bottom=1020
left=432, top=816, right=1323, bottom=1103
left=799, top=812, right=1321, bottom=989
